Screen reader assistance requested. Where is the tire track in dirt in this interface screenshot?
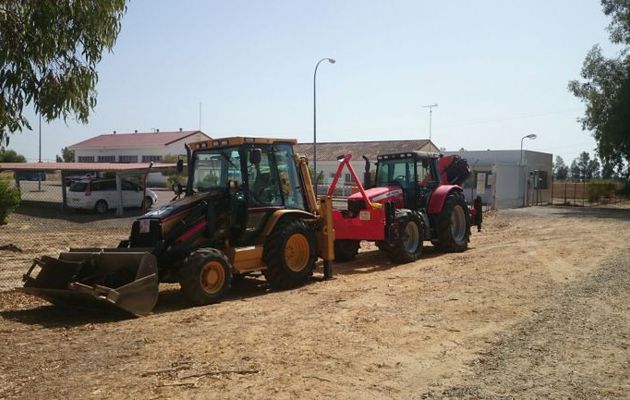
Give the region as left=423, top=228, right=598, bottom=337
left=421, top=249, right=630, bottom=399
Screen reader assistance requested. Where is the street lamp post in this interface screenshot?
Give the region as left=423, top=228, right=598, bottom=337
left=520, top=133, right=537, bottom=207
left=313, top=57, right=335, bottom=195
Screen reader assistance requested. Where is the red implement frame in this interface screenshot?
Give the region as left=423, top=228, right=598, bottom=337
left=328, top=155, right=388, bottom=241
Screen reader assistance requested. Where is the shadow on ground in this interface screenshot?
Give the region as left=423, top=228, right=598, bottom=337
left=12, top=201, right=144, bottom=223
left=0, top=244, right=444, bottom=326
left=507, top=205, right=630, bottom=221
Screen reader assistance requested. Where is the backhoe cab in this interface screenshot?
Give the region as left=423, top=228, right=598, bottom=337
left=22, top=137, right=334, bottom=316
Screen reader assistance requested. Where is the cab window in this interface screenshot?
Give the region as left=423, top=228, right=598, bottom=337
left=274, top=144, right=305, bottom=209
left=246, top=146, right=282, bottom=206
left=376, top=159, right=415, bottom=190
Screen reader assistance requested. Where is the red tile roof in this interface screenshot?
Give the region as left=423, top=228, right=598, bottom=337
left=0, top=162, right=176, bottom=172
left=69, top=130, right=210, bottom=149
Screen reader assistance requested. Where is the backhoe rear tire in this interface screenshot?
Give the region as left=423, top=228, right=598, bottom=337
left=334, top=240, right=360, bottom=262
left=263, top=218, right=316, bottom=289
left=385, top=214, right=423, bottom=263
left=432, top=192, right=470, bottom=252
left=179, top=248, right=232, bottom=305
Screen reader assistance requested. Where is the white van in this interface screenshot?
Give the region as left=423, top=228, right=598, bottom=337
left=67, top=179, right=159, bottom=214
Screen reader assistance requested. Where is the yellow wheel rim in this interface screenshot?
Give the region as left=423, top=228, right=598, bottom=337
left=285, top=233, right=310, bottom=272
left=200, top=261, right=225, bottom=294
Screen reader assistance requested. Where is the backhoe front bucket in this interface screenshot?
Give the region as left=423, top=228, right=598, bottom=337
left=21, top=250, right=159, bottom=316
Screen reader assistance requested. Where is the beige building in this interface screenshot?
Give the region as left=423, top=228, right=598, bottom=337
left=295, top=139, right=439, bottom=194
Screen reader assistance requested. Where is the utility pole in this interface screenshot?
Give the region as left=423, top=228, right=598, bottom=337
left=422, top=103, right=438, bottom=141
left=38, top=114, right=42, bottom=191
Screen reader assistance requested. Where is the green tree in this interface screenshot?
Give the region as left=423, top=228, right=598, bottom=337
left=570, top=160, right=581, bottom=180
left=553, top=156, right=569, bottom=180
left=0, top=149, right=26, bottom=162
left=569, top=0, right=630, bottom=169
left=588, top=157, right=602, bottom=179
left=573, top=151, right=602, bottom=180
left=57, top=146, right=75, bottom=162
left=576, top=152, right=591, bottom=179
left=0, top=1, right=127, bottom=145
left=0, top=179, right=20, bottom=224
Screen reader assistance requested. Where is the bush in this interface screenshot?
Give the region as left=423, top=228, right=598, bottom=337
left=0, top=179, right=21, bottom=224
left=585, top=180, right=617, bottom=203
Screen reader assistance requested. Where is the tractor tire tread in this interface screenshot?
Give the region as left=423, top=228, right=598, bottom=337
left=433, top=192, right=470, bottom=253
left=179, top=248, right=232, bottom=306
left=386, top=213, right=423, bottom=264
left=263, top=218, right=316, bottom=289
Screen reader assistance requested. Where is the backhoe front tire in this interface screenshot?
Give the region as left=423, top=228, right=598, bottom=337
left=179, top=248, right=232, bottom=306
left=334, top=240, right=360, bottom=262
left=432, top=192, right=470, bottom=252
left=385, top=214, right=423, bottom=263
left=263, top=218, right=316, bottom=289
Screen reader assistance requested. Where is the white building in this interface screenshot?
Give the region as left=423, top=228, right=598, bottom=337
left=69, top=130, right=210, bottom=163
left=444, top=149, right=553, bottom=208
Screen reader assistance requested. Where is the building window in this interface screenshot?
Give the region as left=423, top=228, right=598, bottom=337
left=97, top=155, right=116, bottom=162
left=118, top=155, right=138, bottom=163
left=344, top=173, right=351, bottom=183
left=142, top=155, right=162, bottom=163
left=78, top=156, right=95, bottom=163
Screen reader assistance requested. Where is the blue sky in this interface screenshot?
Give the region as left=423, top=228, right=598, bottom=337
left=10, top=0, right=617, bottom=164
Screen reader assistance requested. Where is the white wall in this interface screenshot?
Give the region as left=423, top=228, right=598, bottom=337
left=445, top=150, right=553, bottom=209
left=73, top=132, right=209, bottom=162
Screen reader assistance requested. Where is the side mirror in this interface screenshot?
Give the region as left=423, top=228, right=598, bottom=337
left=176, top=159, right=184, bottom=173
left=249, top=148, right=262, bottom=165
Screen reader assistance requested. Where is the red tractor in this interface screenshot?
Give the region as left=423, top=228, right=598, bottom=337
left=328, top=151, right=481, bottom=263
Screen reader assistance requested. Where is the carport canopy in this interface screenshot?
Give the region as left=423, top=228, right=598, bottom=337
left=0, top=162, right=177, bottom=215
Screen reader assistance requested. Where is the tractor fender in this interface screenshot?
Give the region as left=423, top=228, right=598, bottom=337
left=427, top=185, right=464, bottom=215
left=261, top=209, right=318, bottom=237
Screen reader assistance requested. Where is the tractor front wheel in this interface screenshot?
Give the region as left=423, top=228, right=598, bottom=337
left=432, top=192, right=470, bottom=252
left=385, top=214, right=423, bottom=263
left=263, top=218, right=316, bottom=289
left=334, top=240, right=360, bottom=262
left=179, top=248, right=232, bottom=305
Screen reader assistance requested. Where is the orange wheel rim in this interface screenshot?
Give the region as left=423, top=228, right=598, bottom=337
left=285, top=233, right=310, bottom=272
left=200, top=261, right=225, bottom=294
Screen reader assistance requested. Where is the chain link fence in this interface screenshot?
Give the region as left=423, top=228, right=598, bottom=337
left=550, top=180, right=627, bottom=207
left=0, top=171, right=172, bottom=292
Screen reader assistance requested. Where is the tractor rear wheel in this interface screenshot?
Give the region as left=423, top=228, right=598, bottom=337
left=263, top=218, right=316, bottom=289
left=432, top=192, right=470, bottom=252
left=385, top=214, right=423, bottom=263
left=334, top=240, right=360, bottom=262
left=179, top=248, right=232, bottom=305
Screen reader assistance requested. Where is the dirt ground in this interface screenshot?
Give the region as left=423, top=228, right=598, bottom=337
left=1, top=204, right=630, bottom=399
